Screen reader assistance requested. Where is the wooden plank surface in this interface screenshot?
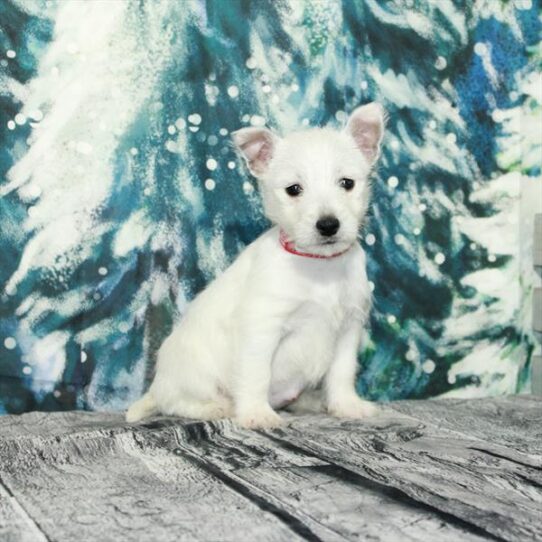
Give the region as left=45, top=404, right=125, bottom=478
left=269, top=399, right=542, bottom=541
left=390, top=394, right=542, bottom=456
left=0, top=480, right=47, bottom=542
left=0, top=396, right=541, bottom=542
left=0, top=421, right=301, bottom=542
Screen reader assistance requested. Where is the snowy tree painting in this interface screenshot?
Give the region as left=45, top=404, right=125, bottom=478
left=0, top=0, right=540, bottom=413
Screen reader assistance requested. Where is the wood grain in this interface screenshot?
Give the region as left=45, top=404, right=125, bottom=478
left=0, top=396, right=540, bottom=541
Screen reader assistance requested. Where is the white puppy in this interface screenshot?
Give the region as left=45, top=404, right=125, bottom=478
left=127, top=103, right=385, bottom=429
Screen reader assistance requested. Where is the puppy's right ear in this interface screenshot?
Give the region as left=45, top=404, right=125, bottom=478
left=346, top=103, right=386, bottom=164
left=232, top=127, right=278, bottom=177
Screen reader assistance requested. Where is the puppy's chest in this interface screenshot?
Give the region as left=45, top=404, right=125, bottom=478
left=289, top=266, right=361, bottom=325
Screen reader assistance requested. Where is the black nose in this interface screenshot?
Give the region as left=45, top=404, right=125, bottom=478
left=316, top=216, right=340, bottom=237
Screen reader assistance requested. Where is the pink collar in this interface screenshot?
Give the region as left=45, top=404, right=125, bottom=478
left=279, top=230, right=350, bottom=259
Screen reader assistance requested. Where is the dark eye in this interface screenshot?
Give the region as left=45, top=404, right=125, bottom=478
left=340, top=178, right=355, bottom=191
left=285, top=184, right=303, bottom=197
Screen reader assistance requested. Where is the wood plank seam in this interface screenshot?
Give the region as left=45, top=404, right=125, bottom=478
left=0, top=472, right=50, bottom=542
left=170, top=426, right=328, bottom=542
left=387, top=404, right=542, bottom=468
left=261, top=431, right=506, bottom=542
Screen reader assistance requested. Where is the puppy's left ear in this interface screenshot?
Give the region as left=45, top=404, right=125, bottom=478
left=346, top=103, right=386, bottom=164
left=232, top=127, right=278, bottom=177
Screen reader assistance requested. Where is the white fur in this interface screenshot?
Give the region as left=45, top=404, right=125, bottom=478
left=127, top=103, right=385, bottom=429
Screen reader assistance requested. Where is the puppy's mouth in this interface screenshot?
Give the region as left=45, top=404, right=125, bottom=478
left=313, top=237, right=352, bottom=252
left=293, top=234, right=353, bottom=254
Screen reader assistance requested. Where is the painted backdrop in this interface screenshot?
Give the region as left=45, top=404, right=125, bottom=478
left=0, top=0, right=540, bottom=414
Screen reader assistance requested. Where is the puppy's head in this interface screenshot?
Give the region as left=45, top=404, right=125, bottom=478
left=233, top=103, right=385, bottom=256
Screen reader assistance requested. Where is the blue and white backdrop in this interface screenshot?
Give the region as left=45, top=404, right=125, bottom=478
left=0, top=0, right=540, bottom=413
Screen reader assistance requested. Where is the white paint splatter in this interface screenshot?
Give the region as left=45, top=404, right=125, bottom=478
left=250, top=115, right=265, bottom=126
left=227, top=85, right=239, bottom=98
left=422, top=360, right=436, bottom=373
left=246, top=57, right=257, bottom=69
left=4, top=337, right=16, bottom=350
left=387, top=176, right=399, bottom=188
left=113, top=210, right=151, bottom=257
left=188, top=113, right=202, bottom=125
left=435, top=56, right=447, bottom=70
left=76, top=141, right=93, bottom=155
left=434, top=253, right=446, bottom=265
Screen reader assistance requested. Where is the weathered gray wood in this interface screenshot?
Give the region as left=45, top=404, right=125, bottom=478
left=0, top=420, right=302, bottom=541
left=0, top=410, right=124, bottom=441
left=0, top=396, right=541, bottom=542
left=390, top=395, right=542, bottom=457
left=0, top=480, right=47, bottom=542
left=171, top=420, right=488, bottom=541
left=269, top=399, right=542, bottom=542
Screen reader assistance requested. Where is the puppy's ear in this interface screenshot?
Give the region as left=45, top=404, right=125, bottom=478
left=346, top=103, right=386, bottom=164
left=232, top=127, right=278, bottom=176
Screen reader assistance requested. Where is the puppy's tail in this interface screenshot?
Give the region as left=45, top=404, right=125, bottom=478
left=126, top=392, right=158, bottom=422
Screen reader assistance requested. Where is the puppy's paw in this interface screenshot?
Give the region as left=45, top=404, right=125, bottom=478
left=328, top=396, right=378, bottom=419
left=202, top=402, right=234, bottom=420
left=235, top=404, right=283, bottom=430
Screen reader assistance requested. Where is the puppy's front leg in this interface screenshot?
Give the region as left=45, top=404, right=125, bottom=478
left=233, top=316, right=283, bottom=429
left=326, top=321, right=378, bottom=419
